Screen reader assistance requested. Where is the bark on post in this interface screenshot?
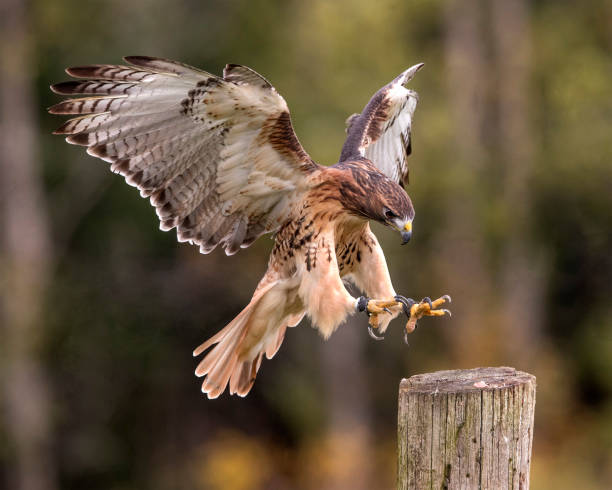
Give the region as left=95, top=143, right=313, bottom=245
left=397, top=367, right=536, bottom=490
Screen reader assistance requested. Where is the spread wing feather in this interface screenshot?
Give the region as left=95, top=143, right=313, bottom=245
left=50, top=56, right=318, bottom=255
left=339, top=63, right=423, bottom=187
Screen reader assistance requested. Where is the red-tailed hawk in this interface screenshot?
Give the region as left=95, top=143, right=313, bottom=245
left=50, top=57, right=451, bottom=399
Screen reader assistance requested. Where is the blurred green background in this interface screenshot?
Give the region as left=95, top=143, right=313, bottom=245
left=1, top=0, right=611, bottom=489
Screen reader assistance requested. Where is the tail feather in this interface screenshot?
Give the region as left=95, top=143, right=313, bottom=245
left=194, top=282, right=295, bottom=399
left=287, top=311, right=305, bottom=328
left=229, top=360, right=249, bottom=395
left=193, top=305, right=251, bottom=358
left=196, top=314, right=259, bottom=398
left=202, top=346, right=240, bottom=399
left=264, top=311, right=303, bottom=360
left=194, top=325, right=241, bottom=378
left=265, top=325, right=287, bottom=360
left=230, top=353, right=263, bottom=397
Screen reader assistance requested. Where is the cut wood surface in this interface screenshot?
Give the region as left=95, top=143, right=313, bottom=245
left=397, top=366, right=536, bottom=489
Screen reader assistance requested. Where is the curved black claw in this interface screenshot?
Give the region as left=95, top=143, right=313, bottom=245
left=368, top=324, right=385, bottom=341
left=421, top=297, right=433, bottom=309
left=404, top=330, right=410, bottom=346
left=394, top=295, right=416, bottom=317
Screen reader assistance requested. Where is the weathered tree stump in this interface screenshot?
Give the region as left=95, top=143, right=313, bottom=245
left=397, top=367, right=536, bottom=489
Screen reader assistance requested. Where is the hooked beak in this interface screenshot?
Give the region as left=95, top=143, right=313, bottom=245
left=400, top=221, right=412, bottom=245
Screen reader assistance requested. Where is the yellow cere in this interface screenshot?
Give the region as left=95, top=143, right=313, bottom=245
left=404, top=222, right=412, bottom=232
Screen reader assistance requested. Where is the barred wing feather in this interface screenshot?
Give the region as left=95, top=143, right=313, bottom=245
left=339, top=63, right=423, bottom=187
left=50, top=56, right=318, bottom=255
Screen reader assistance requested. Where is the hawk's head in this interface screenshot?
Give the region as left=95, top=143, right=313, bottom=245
left=334, top=162, right=415, bottom=244
left=373, top=184, right=414, bottom=244
left=380, top=194, right=414, bottom=244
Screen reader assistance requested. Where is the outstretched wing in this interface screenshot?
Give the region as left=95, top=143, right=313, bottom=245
left=50, top=56, right=319, bottom=255
left=339, top=63, right=423, bottom=187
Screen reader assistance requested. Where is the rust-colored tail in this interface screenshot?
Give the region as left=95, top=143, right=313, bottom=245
left=193, top=305, right=256, bottom=398
left=193, top=286, right=302, bottom=399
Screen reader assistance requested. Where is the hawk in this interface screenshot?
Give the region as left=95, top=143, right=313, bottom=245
left=50, top=57, right=451, bottom=399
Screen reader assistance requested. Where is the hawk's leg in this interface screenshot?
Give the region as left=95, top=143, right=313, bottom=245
left=396, top=294, right=452, bottom=342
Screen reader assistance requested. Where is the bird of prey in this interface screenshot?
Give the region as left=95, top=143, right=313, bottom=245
left=50, top=56, right=451, bottom=399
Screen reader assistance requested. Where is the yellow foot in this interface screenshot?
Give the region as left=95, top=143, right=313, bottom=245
left=356, top=297, right=401, bottom=340
left=357, top=294, right=451, bottom=342
left=395, top=294, right=452, bottom=337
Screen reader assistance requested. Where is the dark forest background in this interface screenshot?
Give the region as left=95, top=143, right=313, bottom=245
left=1, top=0, right=611, bottom=489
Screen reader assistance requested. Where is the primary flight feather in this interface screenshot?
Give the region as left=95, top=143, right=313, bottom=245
left=50, top=56, right=450, bottom=399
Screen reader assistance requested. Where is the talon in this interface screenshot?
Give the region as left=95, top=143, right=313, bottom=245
left=394, top=295, right=416, bottom=317
left=361, top=293, right=451, bottom=343
left=405, top=316, right=418, bottom=334
left=368, top=324, right=385, bottom=341
left=431, top=294, right=452, bottom=309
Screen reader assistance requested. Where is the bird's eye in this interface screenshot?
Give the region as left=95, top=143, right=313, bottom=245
left=384, top=208, right=397, bottom=220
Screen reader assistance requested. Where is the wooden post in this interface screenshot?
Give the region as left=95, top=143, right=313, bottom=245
left=397, top=367, right=536, bottom=490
